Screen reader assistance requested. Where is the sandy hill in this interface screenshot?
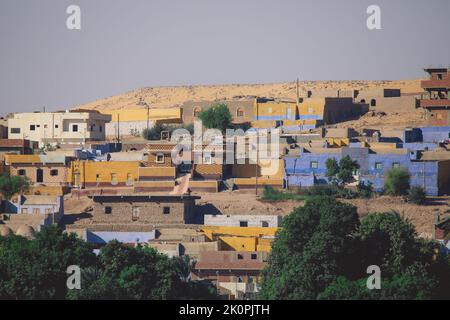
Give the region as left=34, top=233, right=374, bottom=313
left=74, top=79, right=423, bottom=111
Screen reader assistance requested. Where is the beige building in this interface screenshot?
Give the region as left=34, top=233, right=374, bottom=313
left=7, top=110, right=112, bottom=147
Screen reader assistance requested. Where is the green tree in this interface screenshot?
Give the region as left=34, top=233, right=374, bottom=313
left=325, top=156, right=359, bottom=186
left=198, top=103, right=232, bottom=132
left=384, top=167, right=410, bottom=196
left=69, top=240, right=216, bottom=300
left=259, top=197, right=360, bottom=299
left=0, top=174, right=30, bottom=200
left=259, top=200, right=450, bottom=300
left=408, top=186, right=426, bottom=205
left=0, top=225, right=96, bottom=299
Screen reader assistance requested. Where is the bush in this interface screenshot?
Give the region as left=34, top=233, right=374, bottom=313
left=198, top=103, right=232, bottom=132
left=357, top=181, right=374, bottom=199
left=408, top=186, right=426, bottom=205
left=262, top=186, right=307, bottom=201
left=0, top=174, right=30, bottom=200
left=384, top=167, right=410, bottom=196
left=307, top=185, right=359, bottom=199
left=142, top=123, right=194, bottom=140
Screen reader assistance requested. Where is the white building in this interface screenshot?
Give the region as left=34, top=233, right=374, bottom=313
left=204, top=214, right=282, bottom=228
left=8, top=110, right=112, bottom=147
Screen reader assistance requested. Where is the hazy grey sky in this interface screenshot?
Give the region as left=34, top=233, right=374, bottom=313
left=0, top=0, right=449, bottom=113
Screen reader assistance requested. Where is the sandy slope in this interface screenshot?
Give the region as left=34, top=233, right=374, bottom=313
left=74, top=79, right=422, bottom=111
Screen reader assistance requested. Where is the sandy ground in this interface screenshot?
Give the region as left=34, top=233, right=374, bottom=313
left=74, top=79, right=422, bottom=111
left=195, top=190, right=299, bottom=216
left=335, top=107, right=428, bottom=131
left=63, top=191, right=449, bottom=238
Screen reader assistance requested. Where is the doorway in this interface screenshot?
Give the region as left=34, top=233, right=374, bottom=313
left=36, top=168, right=44, bottom=183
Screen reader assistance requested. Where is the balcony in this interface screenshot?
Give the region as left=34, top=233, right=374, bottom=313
left=421, top=79, right=450, bottom=89
left=420, top=99, right=450, bottom=108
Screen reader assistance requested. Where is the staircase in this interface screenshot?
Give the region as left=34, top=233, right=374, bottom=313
left=223, top=178, right=235, bottom=192
left=171, top=173, right=191, bottom=195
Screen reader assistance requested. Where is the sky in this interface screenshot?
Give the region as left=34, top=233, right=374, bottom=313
left=0, top=0, right=449, bottom=113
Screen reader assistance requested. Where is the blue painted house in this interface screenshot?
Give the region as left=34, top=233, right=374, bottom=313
left=284, top=146, right=450, bottom=196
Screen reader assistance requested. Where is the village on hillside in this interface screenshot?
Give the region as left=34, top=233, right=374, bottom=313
left=1, top=67, right=450, bottom=299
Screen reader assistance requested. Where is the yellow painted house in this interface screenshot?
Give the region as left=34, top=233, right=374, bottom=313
left=104, top=108, right=182, bottom=124
left=68, top=160, right=141, bottom=188
left=201, top=226, right=278, bottom=252
left=252, top=97, right=367, bottom=129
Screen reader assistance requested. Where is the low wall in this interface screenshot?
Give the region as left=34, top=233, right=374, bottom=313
left=133, top=181, right=175, bottom=192
left=189, top=180, right=220, bottom=192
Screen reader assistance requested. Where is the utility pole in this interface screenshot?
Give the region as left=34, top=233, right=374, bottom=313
left=255, top=136, right=258, bottom=196
left=146, top=102, right=150, bottom=132
left=117, top=113, right=120, bottom=145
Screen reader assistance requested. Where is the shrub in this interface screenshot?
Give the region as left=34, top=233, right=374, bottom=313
left=142, top=123, right=194, bottom=140
left=307, top=185, right=359, bottom=199
left=262, top=186, right=308, bottom=201
left=407, top=186, right=426, bottom=205
left=198, top=103, right=232, bottom=132
left=357, top=181, right=374, bottom=199
left=325, top=156, right=359, bottom=186
left=384, top=167, right=410, bottom=196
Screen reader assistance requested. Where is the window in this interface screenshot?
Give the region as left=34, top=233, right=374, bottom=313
left=392, top=162, right=400, bottom=169
left=375, top=162, right=383, bottom=170
left=310, top=161, right=318, bottom=169
left=99, top=125, right=102, bottom=132
left=308, top=107, right=313, bottom=114
left=55, top=124, right=59, bottom=129
left=96, top=174, right=101, bottom=183
left=50, top=169, right=59, bottom=176
left=251, top=253, right=257, bottom=260
left=44, top=125, right=48, bottom=129
left=193, top=107, right=201, bottom=117
left=237, top=254, right=244, bottom=260
left=10, top=128, right=20, bottom=134
left=239, top=221, right=248, bottom=227
left=30, top=125, right=36, bottom=131
left=104, top=206, right=112, bottom=214
left=126, top=173, right=133, bottom=186
left=111, top=173, right=118, bottom=185
left=18, top=169, right=26, bottom=176
left=72, top=124, right=78, bottom=132
left=438, top=74, right=443, bottom=80
left=261, top=221, right=269, bottom=228
left=236, top=108, right=244, bottom=117
left=163, top=206, right=170, bottom=215
left=203, top=155, right=212, bottom=164
left=267, top=107, right=272, bottom=113
left=33, top=208, right=40, bottom=214
left=370, top=99, right=377, bottom=107
left=132, top=207, right=140, bottom=221
left=21, top=208, right=28, bottom=214
left=156, top=153, right=165, bottom=163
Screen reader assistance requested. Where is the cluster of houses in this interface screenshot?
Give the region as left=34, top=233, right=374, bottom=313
left=0, top=67, right=450, bottom=299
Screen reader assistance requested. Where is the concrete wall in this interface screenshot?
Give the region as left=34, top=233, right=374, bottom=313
left=284, top=147, right=443, bottom=195
left=204, top=214, right=282, bottom=228
left=106, top=120, right=154, bottom=138
left=90, top=195, right=198, bottom=224
left=182, top=100, right=254, bottom=124
left=8, top=111, right=111, bottom=146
